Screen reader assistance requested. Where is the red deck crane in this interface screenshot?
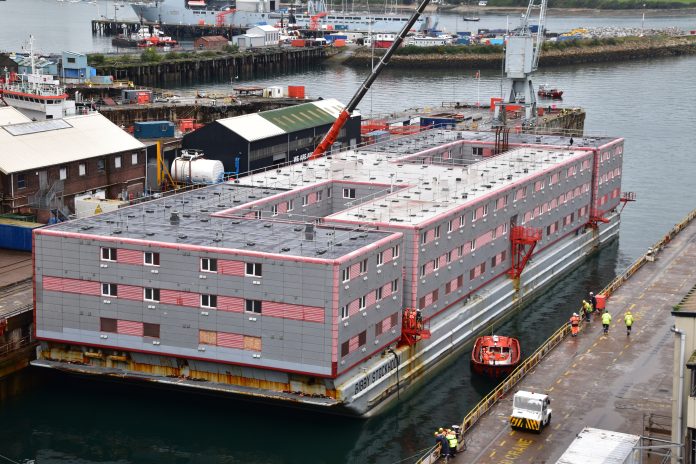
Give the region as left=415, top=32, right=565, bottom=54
left=509, top=226, right=542, bottom=279
left=309, top=11, right=327, bottom=30
left=309, top=0, right=432, bottom=160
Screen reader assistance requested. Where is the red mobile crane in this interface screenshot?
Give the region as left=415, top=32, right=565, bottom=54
left=309, top=0, right=432, bottom=160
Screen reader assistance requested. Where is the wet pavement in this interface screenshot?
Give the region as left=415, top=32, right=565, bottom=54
left=457, top=218, right=696, bottom=463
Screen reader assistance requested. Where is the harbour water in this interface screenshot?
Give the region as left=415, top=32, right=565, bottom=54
left=1, top=2, right=696, bottom=463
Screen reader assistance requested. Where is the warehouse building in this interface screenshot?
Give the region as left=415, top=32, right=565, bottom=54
left=182, top=98, right=360, bottom=174
left=0, top=112, right=147, bottom=222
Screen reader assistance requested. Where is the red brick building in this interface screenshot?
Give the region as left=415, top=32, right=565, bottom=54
left=194, top=36, right=229, bottom=50
left=0, top=110, right=147, bottom=223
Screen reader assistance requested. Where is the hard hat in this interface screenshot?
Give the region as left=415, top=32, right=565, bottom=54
left=438, top=428, right=444, bottom=432
left=626, top=310, right=631, bottom=314
left=582, top=300, right=587, bottom=304
left=590, top=292, right=594, bottom=295
left=573, top=313, right=578, bottom=316
left=434, top=432, right=439, bottom=436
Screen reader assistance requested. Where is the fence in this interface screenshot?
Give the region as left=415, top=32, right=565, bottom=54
left=0, top=335, right=33, bottom=358
left=415, top=204, right=696, bottom=463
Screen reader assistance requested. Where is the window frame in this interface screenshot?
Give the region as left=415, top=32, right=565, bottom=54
left=114, top=155, right=122, bottom=169
left=342, top=267, right=350, bottom=282
left=78, top=163, right=86, bottom=176
left=131, top=153, right=138, bottom=165
left=59, top=166, right=67, bottom=180
left=200, top=257, right=218, bottom=273
left=342, top=187, right=356, bottom=199
left=144, top=251, right=160, bottom=266
left=101, top=247, right=117, bottom=262
left=201, top=294, right=218, bottom=309
left=144, top=287, right=160, bottom=302
left=101, top=283, right=117, bottom=297
left=245, top=299, right=262, bottom=314
left=340, top=305, right=349, bottom=320
left=245, top=262, right=262, bottom=277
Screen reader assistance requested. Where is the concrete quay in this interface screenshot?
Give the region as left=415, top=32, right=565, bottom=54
left=454, top=215, right=696, bottom=463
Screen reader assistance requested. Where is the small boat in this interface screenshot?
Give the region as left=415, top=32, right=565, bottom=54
left=471, top=335, right=521, bottom=378
left=537, top=85, right=563, bottom=99
left=463, top=16, right=480, bottom=21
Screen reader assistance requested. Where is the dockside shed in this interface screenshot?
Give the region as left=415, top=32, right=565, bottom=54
left=182, top=98, right=360, bottom=174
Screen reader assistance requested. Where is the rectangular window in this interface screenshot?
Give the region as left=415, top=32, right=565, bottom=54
left=458, top=245, right=464, bottom=256
left=302, top=195, right=308, bottom=206
left=316, top=191, right=323, bottom=201
left=102, top=283, right=117, bottom=297
left=377, top=251, right=384, bottom=266
left=341, top=340, right=350, bottom=357
left=433, top=258, right=439, bottom=271
left=17, top=173, right=26, bottom=189
left=245, top=262, right=262, bottom=277
left=391, top=279, right=398, bottom=293
left=392, top=245, right=400, bottom=259
left=67, top=57, right=76, bottom=64
left=483, top=204, right=489, bottom=216
left=434, top=225, right=441, bottom=239
left=359, top=259, right=368, bottom=274
left=470, top=239, right=476, bottom=251
left=472, top=209, right=477, bottom=222
left=143, top=323, right=160, bottom=338
left=446, top=251, right=452, bottom=264
left=492, top=227, right=497, bottom=239
left=79, top=163, right=86, bottom=176
left=359, top=296, right=366, bottom=310
left=97, top=159, right=105, bottom=172
left=59, top=167, right=67, bottom=180
left=144, top=252, right=160, bottom=266
left=421, top=232, right=427, bottom=245
left=327, top=187, right=332, bottom=198
left=447, top=220, right=453, bottom=233
left=245, top=299, right=262, bottom=313
left=144, top=288, right=160, bottom=302
left=100, top=317, right=117, bottom=333
left=376, top=321, right=383, bottom=337
left=420, top=264, right=427, bottom=278
left=101, top=247, right=117, bottom=261
left=201, top=294, right=217, bottom=308
left=375, top=287, right=383, bottom=301
left=459, top=215, right=465, bottom=228
left=115, top=156, right=122, bottom=169
left=342, top=267, right=350, bottom=282
left=200, top=258, right=218, bottom=273
left=341, top=305, right=349, bottom=319
left=287, top=199, right=294, bottom=212
left=343, top=188, right=356, bottom=199
left=358, top=331, right=366, bottom=347
left=131, top=153, right=138, bottom=165
left=271, top=204, right=278, bottom=216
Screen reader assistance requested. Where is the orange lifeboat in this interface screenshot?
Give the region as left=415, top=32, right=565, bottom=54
left=471, top=335, right=521, bottom=378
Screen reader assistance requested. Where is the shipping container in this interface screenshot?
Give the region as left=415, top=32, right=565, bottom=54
left=0, top=218, right=43, bottom=251
left=333, top=39, right=346, bottom=47
left=420, top=116, right=458, bottom=129
left=287, top=86, right=305, bottom=99
left=134, top=121, right=176, bottom=139
left=456, top=37, right=471, bottom=45
left=291, top=39, right=306, bottom=47
left=556, top=428, right=639, bottom=464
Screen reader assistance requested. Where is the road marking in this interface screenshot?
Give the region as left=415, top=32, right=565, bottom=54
left=489, top=451, right=496, bottom=458
left=619, top=351, right=624, bottom=356
left=564, top=370, right=571, bottom=376
left=554, top=423, right=561, bottom=430
left=547, top=386, right=554, bottom=392
left=509, top=431, right=516, bottom=436
left=638, top=293, right=644, bottom=299
left=629, top=303, right=636, bottom=310
left=556, top=378, right=562, bottom=384
left=624, top=343, right=629, bottom=348
left=612, top=358, right=617, bottom=363
left=499, top=440, right=506, bottom=447
left=587, top=348, right=592, bottom=353
left=572, top=363, right=577, bottom=368
left=538, top=444, right=544, bottom=450
left=593, top=342, right=598, bottom=347
left=564, top=412, right=570, bottom=419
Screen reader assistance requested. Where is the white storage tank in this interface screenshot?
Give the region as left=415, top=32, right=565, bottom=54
left=170, top=150, right=225, bottom=184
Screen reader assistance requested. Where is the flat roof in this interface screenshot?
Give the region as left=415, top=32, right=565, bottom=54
left=0, top=106, right=32, bottom=126
left=0, top=112, right=145, bottom=174
left=43, top=184, right=393, bottom=260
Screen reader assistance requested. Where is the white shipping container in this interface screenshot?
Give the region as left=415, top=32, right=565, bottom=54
left=555, top=427, right=640, bottom=464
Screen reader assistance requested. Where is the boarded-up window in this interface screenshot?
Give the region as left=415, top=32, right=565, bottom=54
left=143, top=323, right=160, bottom=338
left=244, top=336, right=262, bottom=352
left=199, top=330, right=217, bottom=345
left=358, top=331, right=366, bottom=347
left=341, top=340, right=350, bottom=357
left=100, top=318, right=117, bottom=333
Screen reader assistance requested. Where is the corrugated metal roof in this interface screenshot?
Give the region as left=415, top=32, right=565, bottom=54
left=555, top=427, right=640, bottom=464
left=0, top=112, right=145, bottom=174
left=259, top=100, right=338, bottom=133
left=0, top=106, right=32, bottom=126
left=312, top=98, right=348, bottom=118
left=217, top=113, right=285, bottom=142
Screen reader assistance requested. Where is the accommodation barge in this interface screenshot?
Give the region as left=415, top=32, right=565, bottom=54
left=31, top=127, right=625, bottom=416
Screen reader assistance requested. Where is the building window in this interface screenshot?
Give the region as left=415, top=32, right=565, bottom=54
left=359, top=259, right=368, bottom=274
left=100, top=317, right=117, bottom=333
left=131, top=153, right=138, bottom=165
left=343, top=188, right=356, bottom=199
left=434, top=225, right=441, bottom=239
left=377, top=251, right=384, bottom=266
left=271, top=204, right=278, bottom=216
left=144, top=288, right=160, bottom=302
left=101, top=283, right=117, bottom=297
left=391, top=279, right=398, bottom=293
left=421, top=232, right=428, bottom=245
left=483, top=204, right=489, bottom=217
left=472, top=209, right=478, bottom=222
left=245, top=299, right=262, bottom=313
left=420, top=264, right=427, bottom=278
left=201, top=294, right=217, bottom=308
left=143, top=323, right=160, bottom=338
left=59, top=167, right=67, bottom=180
left=341, top=340, right=350, bottom=357
left=433, top=258, right=439, bottom=271
left=359, top=296, right=366, bottom=310
left=79, top=163, right=86, bottom=176
left=97, top=159, right=105, bottom=172
left=17, top=174, right=26, bottom=189
left=327, top=187, right=332, bottom=198
left=446, top=251, right=452, bottom=264
left=287, top=199, right=294, bottom=212
left=342, top=267, right=350, bottom=282
left=458, top=245, right=464, bottom=256
left=200, top=258, right=217, bottom=273
left=471, top=239, right=476, bottom=251
left=114, top=155, right=122, bottom=169
left=245, top=262, right=262, bottom=277
left=67, top=57, right=76, bottom=64
left=341, top=305, right=348, bottom=320
left=101, top=247, right=117, bottom=261
left=392, top=245, right=400, bottom=259
left=316, top=191, right=323, bottom=201
left=358, top=331, right=366, bottom=347
left=375, top=287, right=383, bottom=301
left=144, top=252, right=160, bottom=266
left=459, top=215, right=465, bottom=228
left=302, top=195, right=308, bottom=206
left=447, top=220, right=453, bottom=233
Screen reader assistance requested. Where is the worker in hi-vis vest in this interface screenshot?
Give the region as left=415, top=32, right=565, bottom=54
left=624, top=311, right=634, bottom=336
left=602, top=310, right=612, bottom=335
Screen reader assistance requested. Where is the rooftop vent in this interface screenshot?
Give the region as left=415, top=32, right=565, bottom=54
left=170, top=211, right=180, bottom=225
left=246, top=242, right=255, bottom=247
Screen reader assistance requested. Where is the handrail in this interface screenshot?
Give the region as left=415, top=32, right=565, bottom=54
left=414, top=204, right=696, bottom=462
left=0, top=336, right=33, bottom=358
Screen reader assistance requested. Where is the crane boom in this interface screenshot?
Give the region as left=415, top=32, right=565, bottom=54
left=309, top=0, right=432, bottom=160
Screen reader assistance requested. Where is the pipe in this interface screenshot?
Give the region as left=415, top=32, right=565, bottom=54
left=671, top=325, right=685, bottom=462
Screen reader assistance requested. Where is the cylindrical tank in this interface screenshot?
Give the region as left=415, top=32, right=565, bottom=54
left=171, top=154, right=224, bottom=184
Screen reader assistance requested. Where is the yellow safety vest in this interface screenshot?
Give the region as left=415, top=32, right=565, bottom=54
left=625, top=314, right=634, bottom=326
left=446, top=433, right=457, bottom=449
left=602, top=313, right=612, bottom=325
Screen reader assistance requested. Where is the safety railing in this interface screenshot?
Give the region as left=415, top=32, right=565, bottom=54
left=0, top=336, right=33, bottom=358
left=415, top=205, right=696, bottom=463
left=414, top=444, right=441, bottom=464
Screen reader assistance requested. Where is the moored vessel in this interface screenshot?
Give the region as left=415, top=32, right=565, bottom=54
left=538, top=85, right=564, bottom=99
left=471, top=335, right=521, bottom=378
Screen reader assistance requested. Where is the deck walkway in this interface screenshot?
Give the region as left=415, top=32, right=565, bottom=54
left=455, top=217, right=696, bottom=463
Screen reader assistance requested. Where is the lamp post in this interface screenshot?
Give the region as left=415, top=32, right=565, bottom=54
left=641, top=3, right=646, bottom=35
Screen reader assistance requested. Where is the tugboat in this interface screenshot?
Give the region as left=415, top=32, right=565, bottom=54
left=471, top=335, right=521, bottom=378
left=537, top=85, right=564, bottom=99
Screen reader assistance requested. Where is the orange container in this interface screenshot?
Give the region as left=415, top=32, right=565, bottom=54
left=334, top=39, right=346, bottom=47
left=287, top=85, right=305, bottom=99
left=291, top=39, right=306, bottom=47
left=596, top=294, right=607, bottom=310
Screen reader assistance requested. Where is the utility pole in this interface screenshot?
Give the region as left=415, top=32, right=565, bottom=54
left=641, top=4, right=646, bottom=35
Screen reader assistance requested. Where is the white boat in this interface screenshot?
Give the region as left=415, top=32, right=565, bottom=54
left=0, top=36, right=75, bottom=120
left=129, top=0, right=428, bottom=33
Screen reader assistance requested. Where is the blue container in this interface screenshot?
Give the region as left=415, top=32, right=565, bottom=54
left=134, top=121, right=175, bottom=139
left=456, top=37, right=471, bottom=45
left=335, top=25, right=349, bottom=31
left=0, top=221, right=42, bottom=251
left=489, top=38, right=504, bottom=45
left=529, top=25, right=539, bottom=33
left=420, top=117, right=457, bottom=129
left=457, top=31, right=472, bottom=36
